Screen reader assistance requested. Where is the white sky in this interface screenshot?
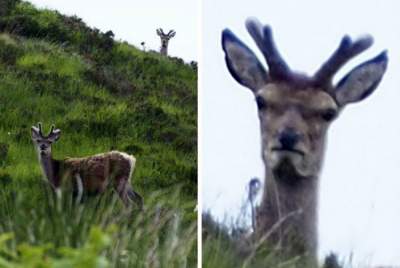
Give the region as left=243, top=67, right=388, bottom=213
left=201, top=0, right=400, bottom=266
left=28, top=0, right=197, bottom=62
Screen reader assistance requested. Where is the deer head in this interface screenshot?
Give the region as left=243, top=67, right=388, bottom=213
left=222, top=18, right=388, bottom=180
left=156, top=28, right=176, bottom=46
left=31, top=123, right=61, bottom=157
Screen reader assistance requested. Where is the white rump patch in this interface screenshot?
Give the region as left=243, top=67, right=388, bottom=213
left=117, top=151, right=136, bottom=181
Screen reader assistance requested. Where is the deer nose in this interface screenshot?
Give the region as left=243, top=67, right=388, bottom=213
left=278, top=129, right=300, bottom=150
left=40, top=144, right=46, bottom=150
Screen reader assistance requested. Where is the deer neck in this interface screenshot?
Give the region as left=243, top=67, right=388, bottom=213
left=39, top=153, right=61, bottom=188
left=258, top=158, right=319, bottom=258
left=160, top=46, right=167, bottom=55
left=160, top=39, right=168, bottom=55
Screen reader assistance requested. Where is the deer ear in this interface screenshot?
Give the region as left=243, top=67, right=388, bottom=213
left=31, top=126, right=40, bottom=139
left=222, top=29, right=268, bottom=92
left=48, top=129, right=61, bottom=142
left=334, top=51, right=388, bottom=106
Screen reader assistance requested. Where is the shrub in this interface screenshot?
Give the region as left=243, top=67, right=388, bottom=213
left=0, top=36, right=22, bottom=65
left=0, top=0, right=19, bottom=16
left=0, top=169, right=12, bottom=185
left=0, top=142, right=9, bottom=164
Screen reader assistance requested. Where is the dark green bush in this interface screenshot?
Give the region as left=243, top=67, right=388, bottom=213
left=0, top=38, right=22, bottom=65
left=0, top=0, right=19, bottom=16
left=0, top=142, right=9, bottom=164
left=0, top=15, right=42, bottom=37
left=0, top=169, right=12, bottom=185
left=190, top=60, right=198, bottom=71
left=84, top=66, right=135, bottom=95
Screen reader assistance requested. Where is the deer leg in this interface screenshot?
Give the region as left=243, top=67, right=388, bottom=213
left=126, top=185, right=144, bottom=210
left=115, top=178, right=131, bottom=207
left=74, top=174, right=83, bottom=205
left=115, top=179, right=143, bottom=209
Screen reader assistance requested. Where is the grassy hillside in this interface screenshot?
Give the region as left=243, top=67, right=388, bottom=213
left=0, top=1, right=197, bottom=266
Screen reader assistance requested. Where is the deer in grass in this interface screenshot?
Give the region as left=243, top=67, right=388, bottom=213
left=222, top=18, right=388, bottom=261
left=31, top=123, right=143, bottom=209
left=156, top=28, right=176, bottom=56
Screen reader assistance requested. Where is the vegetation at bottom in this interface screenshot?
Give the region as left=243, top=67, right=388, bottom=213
left=0, top=0, right=197, bottom=266
left=0, top=187, right=197, bottom=267
left=202, top=213, right=343, bottom=268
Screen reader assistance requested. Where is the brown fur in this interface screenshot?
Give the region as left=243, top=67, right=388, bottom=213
left=31, top=124, right=143, bottom=208
left=48, top=151, right=142, bottom=208
left=63, top=152, right=132, bottom=193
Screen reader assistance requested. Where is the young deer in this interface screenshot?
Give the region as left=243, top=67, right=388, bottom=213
left=31, top=123, right=143, bottom=209
left=222, top=18, right=388, bottom=260
left=156, top=28, right=176, bottom=56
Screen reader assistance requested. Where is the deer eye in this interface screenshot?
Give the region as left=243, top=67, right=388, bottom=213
left=255, top=96, right=267, bottom=110
left=36, top=139, right=41, bottom=143
left=321, top=108, right=337, bottom=122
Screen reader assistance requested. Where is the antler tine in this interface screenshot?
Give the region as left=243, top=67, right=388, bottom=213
left=49, top=125, right=55, bottom=135
left=246, top=18, right=291, bottom=80
left=38, top=122, right=43, bottom=136
left=314, top=35, right=373, bottom=86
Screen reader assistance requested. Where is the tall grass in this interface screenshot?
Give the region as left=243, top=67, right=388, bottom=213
left=202, top=212, right=344, bottom=268
left=0, top=182, right=197, bottom=267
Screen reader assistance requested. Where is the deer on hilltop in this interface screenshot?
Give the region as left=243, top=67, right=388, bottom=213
left=31, top=123, right=143, bottom=209
left=222, top=18, right=388, bottom=260
left=156, top=28, right=176, bottom=56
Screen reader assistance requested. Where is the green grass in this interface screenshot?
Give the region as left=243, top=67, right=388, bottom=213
left=0, top=187, right=197, bottom=267
left=0, top=1, right=197, bottom=266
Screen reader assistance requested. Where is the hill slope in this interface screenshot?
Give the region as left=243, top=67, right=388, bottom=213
left=0, top=0, right=197, bottom=200
left=0, top=1, right=197, bottom=266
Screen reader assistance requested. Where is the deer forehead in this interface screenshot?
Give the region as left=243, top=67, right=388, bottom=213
left=257, top=83, right=338, bottom=111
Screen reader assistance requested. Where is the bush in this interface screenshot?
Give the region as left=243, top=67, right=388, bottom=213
left=190, top=61, right=198, bottom=71
left=0, top=226, right=114, bottom=267
left=0, top=15, right=41, bottom=37
left=0, top=169, right=12, bottom=185
left=0, top=0, right=19, bottom=16
left=0, top=142, right=9, bottom=164
left=84, top=66, right=134, bottom=95
left=0, top=42, right=20, bottom=65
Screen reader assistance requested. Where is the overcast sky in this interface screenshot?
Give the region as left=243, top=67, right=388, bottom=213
left=28, top=0, right=197, bottom=62
left=202, top=0, right=400, bottom=266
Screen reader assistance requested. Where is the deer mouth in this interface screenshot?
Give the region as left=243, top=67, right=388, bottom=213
left=40, top=150, right=48, bottom=156
left=271, top=147, right=305, bottom=157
